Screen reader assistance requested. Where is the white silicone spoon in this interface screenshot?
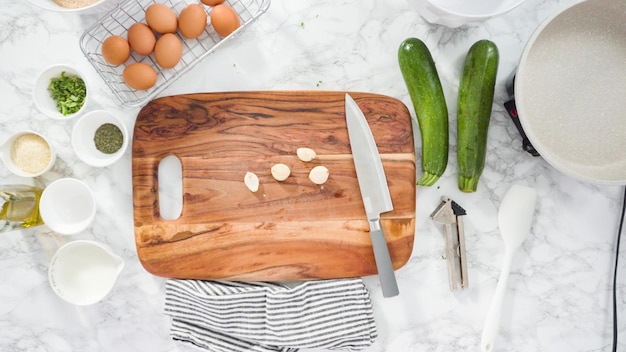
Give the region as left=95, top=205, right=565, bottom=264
left=480, top=184, right=537, bottom=352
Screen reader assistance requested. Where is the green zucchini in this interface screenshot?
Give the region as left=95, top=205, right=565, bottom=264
left=457, top=39, right=499, bottom=192
left=398, top=38, right=449, bottom=187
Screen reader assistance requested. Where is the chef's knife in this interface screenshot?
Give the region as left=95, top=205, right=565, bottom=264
left=345, top=93, right=399, bottom=298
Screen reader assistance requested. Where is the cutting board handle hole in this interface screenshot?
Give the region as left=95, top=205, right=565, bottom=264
left=158, top=155, right=183, bottom=220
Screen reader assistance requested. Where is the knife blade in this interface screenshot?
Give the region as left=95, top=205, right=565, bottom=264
left=345, top=93, right=399, bottom=298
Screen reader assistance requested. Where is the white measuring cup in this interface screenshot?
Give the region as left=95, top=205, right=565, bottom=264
left=48, top=240, right=124, bottom=305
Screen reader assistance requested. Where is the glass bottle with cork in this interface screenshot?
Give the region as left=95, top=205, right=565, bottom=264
left=0, top=185, right=44, bottom=232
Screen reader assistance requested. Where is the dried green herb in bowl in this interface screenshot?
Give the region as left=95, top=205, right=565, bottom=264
left=94, top=123, right=123, bottom=154
left=48, top=71, right=87, bottom=116
left=71, top=110, right=128, bottom=167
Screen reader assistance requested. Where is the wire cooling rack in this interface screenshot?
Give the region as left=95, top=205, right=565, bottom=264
left=80, top=0, right=270, bottom=107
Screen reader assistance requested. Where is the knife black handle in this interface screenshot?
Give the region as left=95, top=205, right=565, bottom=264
left=369, top=222, right=399, bottom=297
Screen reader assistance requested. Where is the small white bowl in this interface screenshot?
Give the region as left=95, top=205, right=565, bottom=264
left=33, top=64, right=89, bottom=120
left=39, top=178, right=96, bottom=235
left=49, top=240, right=124, bottom=306
left=0, top=130, right=56, bottom=177
left=72, top=110, right=129, bottom=167
left=416, top=0, right=527, bottom=27
left=26, top=0, right=103, bottom=11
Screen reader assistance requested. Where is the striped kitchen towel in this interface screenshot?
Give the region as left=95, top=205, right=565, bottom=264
left=164, top=278, right=378, bottom=352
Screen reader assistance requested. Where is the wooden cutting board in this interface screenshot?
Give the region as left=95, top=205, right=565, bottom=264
left=132, top=91, right=416, bottom=281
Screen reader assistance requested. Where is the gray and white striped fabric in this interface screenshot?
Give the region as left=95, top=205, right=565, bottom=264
left=164, top=278, right=378, bottom=352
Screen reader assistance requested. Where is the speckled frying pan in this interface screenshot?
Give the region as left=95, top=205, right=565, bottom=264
left=515, top=0, right=626, bottom=184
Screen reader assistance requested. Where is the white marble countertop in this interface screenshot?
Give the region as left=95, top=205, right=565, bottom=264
left=1, top=0, right=625, bottom=351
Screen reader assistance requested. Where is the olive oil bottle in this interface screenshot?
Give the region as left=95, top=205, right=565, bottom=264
left=0, top=185, right=44, bottom=232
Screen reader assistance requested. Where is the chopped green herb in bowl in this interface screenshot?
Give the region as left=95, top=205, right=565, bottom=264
left=34, top=64, right=89, bottom=120
left=48, top=71, right=87, bottom=116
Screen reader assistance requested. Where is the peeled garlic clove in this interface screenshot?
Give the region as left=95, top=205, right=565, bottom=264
left=244, top=172, right=259, bottom=192
left=271, top=163, right=291, bottom=181
left=308, top=165, right=329, bottom=185
left=296, top=147, right=316, bottom=162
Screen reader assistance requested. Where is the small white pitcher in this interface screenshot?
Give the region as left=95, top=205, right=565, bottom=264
left=48, top=240, right=124, bottom=306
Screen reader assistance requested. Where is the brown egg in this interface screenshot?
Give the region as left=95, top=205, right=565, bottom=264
left=154, top=33, right=182, bottom=69
left=201, top=0, right=225, bottom=5
left=210, top=4, right=240, bottom=37
left=127, top=23, right=156, bottom=56
left=101, top=35, right=130, bottom=66
left=145, top=3, right=178, bottom=34
left=178, top=4, right=207, bottom=39
left=123, top=63, right=157, bottom=90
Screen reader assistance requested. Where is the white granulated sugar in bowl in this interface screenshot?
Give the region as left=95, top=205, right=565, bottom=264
left=11, top=133, right=51, bottom=174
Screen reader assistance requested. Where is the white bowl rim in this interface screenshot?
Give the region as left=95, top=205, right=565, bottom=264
left=427, top=0, right=527, bottom=19
left=26, top=0, right=105, bottom=12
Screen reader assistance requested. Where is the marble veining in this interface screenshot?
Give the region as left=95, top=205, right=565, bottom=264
left=1, top=0, right=625, bottom=351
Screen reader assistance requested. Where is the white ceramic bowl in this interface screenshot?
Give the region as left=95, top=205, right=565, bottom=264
left=33, top=64, right=89, bottom=120
left=416, top=0, right=527, bottom=27
left=39, top=178, right=96, bottom=235
left=49, top=240, right=124, bottom=306
left=72, top=110, right=129, bottom=167
left=0, top=130, right=56, bottom=177
left=27, top=0, right=103, bottom=11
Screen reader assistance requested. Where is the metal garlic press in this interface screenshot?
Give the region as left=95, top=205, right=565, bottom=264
left=430, top=197, right=468, bottom=291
